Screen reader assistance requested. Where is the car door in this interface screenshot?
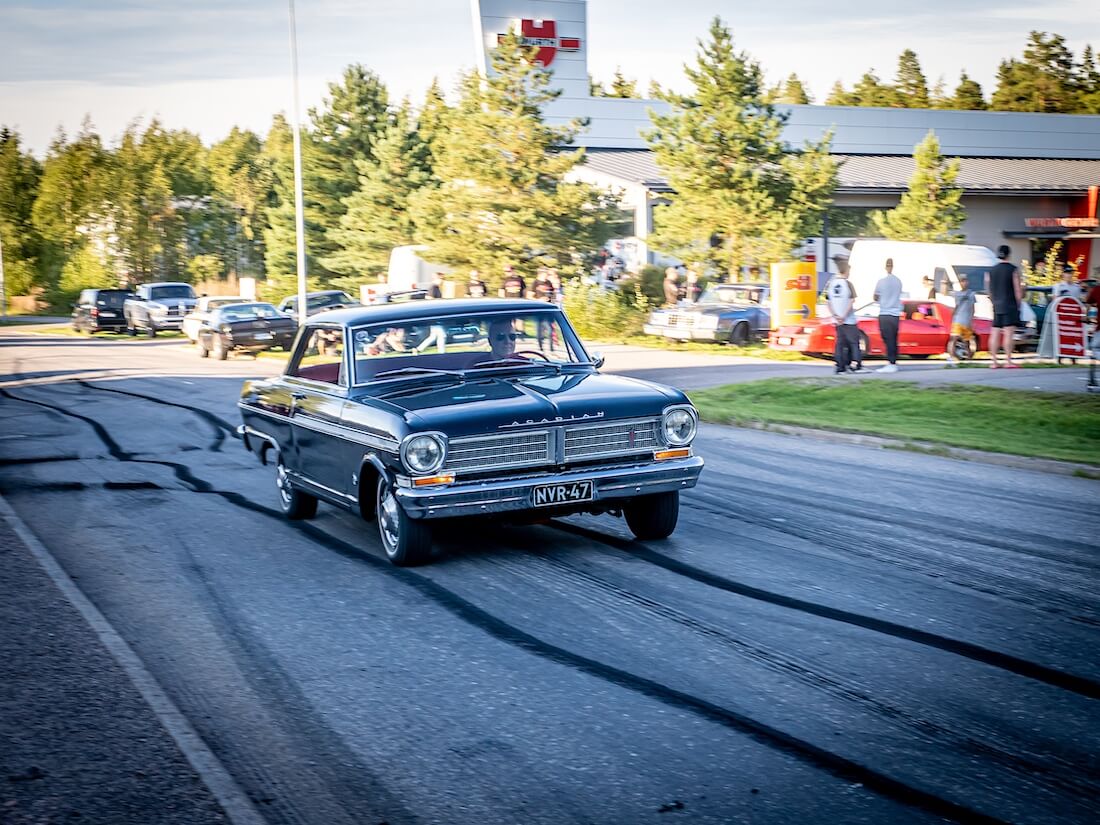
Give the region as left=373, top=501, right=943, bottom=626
left=283, top=324, right=354, bottom=502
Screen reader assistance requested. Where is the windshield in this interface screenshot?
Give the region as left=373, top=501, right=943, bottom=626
left=699, top=286, right=765, bottom=305
left=217, top=303, right=283, bottom=322
left=149, top=285, right=195, bottom=300
left=352, top=310, right=587, bottom=384
left=954, top=266, right=991, bottom=291
left=96, top=290, right=130, bottom=307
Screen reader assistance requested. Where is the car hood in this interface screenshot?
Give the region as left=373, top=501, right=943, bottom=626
left=150, top=298, right=197, bottom=310
left=651, top=304, right=764, bottom=319
left=364, top=371, right=684, bottom=437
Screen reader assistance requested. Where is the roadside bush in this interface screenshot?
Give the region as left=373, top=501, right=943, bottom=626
left=562, top=279, right=651, bottom=341
left=55, top=246, right=117, bottom=305
left=638, top=265, right=667, bottom=302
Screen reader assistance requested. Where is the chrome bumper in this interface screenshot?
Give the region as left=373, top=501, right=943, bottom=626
left=395, top=455, right=704, bottom=520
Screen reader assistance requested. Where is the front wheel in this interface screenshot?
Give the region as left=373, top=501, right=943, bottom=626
left=198, top=337, right=209, bottom=358
left=213, top=335, right=229, bottom=360
left=146, top=324, right=157, bottom=338
left=276, top=459, right=317, bottom=520
left=624, top=491, right=680, bottom=540
left=376, top=477, right=433, bottom=566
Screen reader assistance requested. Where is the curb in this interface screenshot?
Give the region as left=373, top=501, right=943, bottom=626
left=0, top=493, right=268, bottom=825
left=719, top=420, right=1099, bottom=479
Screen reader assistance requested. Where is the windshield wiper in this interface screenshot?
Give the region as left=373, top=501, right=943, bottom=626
left=470, top=358, right=561, bottom=372
left=373, top=366, right=465, bottom=380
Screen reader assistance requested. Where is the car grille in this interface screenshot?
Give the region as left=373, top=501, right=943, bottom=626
left=665, top=313, right=695, bottom=328
left=442, top=418, right=662, bottom=476
left=444, top=431, right=550, bottom=473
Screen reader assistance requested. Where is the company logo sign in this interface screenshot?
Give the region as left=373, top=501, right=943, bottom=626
left=497, top=19, right=581, bottom=67
left=1024, top=217, right=1100, bottom=229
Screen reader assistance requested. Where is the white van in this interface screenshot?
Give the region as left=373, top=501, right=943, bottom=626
left=846, top=240, right=998, bottom=318
left=386, top=245, right=452, bottom=292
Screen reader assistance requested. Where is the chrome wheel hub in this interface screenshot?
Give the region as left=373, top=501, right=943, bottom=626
left=276, top=463, right=292, bottom=507
left=379, top=487, right=400, bottom=553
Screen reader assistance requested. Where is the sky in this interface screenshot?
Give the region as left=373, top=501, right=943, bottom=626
left=2, top=0, right=1099, bottom=156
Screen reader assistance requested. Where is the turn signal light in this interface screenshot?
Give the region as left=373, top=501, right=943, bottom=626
left=653, top=448, right=691, bottom=461
left=413, top=473, right=456, bottom=487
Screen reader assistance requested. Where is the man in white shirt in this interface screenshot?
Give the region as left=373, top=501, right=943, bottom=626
left=873, top=258, right=903, bottom=373
left=826, top=270, right=863, bottom=373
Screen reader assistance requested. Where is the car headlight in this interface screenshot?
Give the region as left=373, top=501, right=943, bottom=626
left=401, top=433, right=447, bottom=475
left=662, top=406, right=697, bottom=446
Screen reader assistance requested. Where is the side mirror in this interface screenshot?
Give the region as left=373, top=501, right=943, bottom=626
left=591, top=351, right=605, bottom=369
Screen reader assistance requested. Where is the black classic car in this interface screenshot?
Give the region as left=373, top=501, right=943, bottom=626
left=237, top=299, right=704, bottom=566
left=71, top=288, right=132, bottom=334
left=197, top=302, right=297, bottom=359
left=644, top=284, right=771, bottom=344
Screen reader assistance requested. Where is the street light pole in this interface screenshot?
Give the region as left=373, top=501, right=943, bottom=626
left=288, top=0, right=308, bottom=324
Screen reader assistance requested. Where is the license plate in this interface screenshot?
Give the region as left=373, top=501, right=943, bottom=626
left=532, top=480, right=593, bottom=507
left=254, top=332, right=273, bottom=340
left=777, top=336, right=792, bottom=345
left=99, top=311, right=116, bottom=318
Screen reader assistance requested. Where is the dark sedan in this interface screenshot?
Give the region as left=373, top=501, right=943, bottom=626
left=197, top=303, right=297, bottom=360
left=237, top=299, right=704, bottom=566
left=644, top=284, right=771, bottom=344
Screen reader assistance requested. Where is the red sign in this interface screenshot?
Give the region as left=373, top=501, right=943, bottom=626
left=498, top=19, right=581, bottom=66
left=1051, top=296, right=1087, bottom=358
left=1024, top=216, right=1100, bottom=229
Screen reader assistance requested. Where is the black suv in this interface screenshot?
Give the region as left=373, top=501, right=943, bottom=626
left=71, top=289, right=132, bottom=334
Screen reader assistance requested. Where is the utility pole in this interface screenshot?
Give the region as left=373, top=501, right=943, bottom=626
left=288, top=0, right=308, bottom=323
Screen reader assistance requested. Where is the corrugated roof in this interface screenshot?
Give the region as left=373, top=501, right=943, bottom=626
left=580, top=149, right=1100, bottom=196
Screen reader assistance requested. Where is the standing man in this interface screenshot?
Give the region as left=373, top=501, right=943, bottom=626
left=1052, top=265, right=1083, bottom=300
left=467, top=269, right=487, bottom=298
left=663, top=267, right=680, bottom=307
left=944, top=274, right=976, bottom=367
left=988, top=244, right=1023, bottom=369
left=873, top=258, right=902, bottom=374
left=826, top=268, right=862, bottom=374
left=685, top=267, right=702, bottom=303
left=500, top=265, right=526, bottom=299
left=427, top=272, right=445, bottom=300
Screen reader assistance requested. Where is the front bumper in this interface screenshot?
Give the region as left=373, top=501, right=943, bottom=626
left=395, top=455, right=705, bottom=520
left=644, top=324, right=726, bottom=342
left=768, top=332, right=814, bottom=351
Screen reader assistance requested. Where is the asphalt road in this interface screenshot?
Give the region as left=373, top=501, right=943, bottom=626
left=1, top=330, right=1098, bottom=825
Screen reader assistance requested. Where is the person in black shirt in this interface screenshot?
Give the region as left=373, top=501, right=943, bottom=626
left=500, top=265, right=526, bottom=299
left=987, top=245, right=1023, bottom=369
left=467, top=269, right=487, bottom=298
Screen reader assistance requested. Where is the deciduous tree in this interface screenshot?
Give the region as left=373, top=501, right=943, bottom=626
left=0, top=128, right=43, bottom=297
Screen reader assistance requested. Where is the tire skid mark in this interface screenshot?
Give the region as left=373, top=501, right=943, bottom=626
left=77, top=380, right=238, bottom=453
left=485, top=547, right=1100, bottom=799
left=0, top=480, right=163, bottom=494
left=550, top=521, right=1100, bottom=701
left=0, top=455, right=83, bottom=467
left=0, top=385, right=1010, bottom=824
left=701, top=460, right=1098, bottom=564
left=685, top=488, right=1100, bottom=627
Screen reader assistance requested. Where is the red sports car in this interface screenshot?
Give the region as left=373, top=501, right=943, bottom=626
left=769, top=301, right=991, bottom=360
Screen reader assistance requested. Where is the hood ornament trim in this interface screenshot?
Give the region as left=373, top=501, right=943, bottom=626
left=500, top=411, right=604, bottom=429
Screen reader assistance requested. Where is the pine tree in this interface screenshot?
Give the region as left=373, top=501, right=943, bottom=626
left=417, top=78, right=450, bottom=172
left=894, top=50, right=929, bottom=108
left=323, top=102, right=432, bottom=278
left=1077, top=44, right=1100, bottom=113
left=305, top=65, right=392, bottom=276
left=644, top=18, right=837, bottom=278
left=928, top=76, right=951, bottom=109
left=872, top=131, right=965, bottom=243
left=825, top=80, right=856, bottom=106
left=952, top=72, right=987, bottom=110
left=409, top=31, right=622, bottom=283
left=774, top=73, right=811, bottom=104
left=991, top=31, right=1078, bottom=112
left=0, top=128, right=43, bottom=297
left=609, top=68, right=639, bottom=98
left=852, top=70, right=899, bottom=107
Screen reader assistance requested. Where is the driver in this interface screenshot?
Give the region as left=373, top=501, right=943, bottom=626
left=487, top=318, right=518, bottom=360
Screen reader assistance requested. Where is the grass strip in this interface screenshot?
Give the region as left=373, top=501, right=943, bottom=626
left=690, top=377, right=1100, bottom=465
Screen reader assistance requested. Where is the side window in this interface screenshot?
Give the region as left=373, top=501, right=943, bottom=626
left=288, top=327, right=345, bottom=386
left=933, top=268, right=948, bottom=294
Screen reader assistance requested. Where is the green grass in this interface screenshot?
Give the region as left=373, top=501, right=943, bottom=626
left=690, top=378, right=1100, bottom=465
left=20, top=325, right=186, bottom=339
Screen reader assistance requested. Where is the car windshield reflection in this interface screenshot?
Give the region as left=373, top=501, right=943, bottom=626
left=699, top=287, right=765, bottom=305
left=351, top=311, right=588, bottom=384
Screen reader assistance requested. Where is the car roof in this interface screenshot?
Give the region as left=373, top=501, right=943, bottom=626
left=309, top=298, right=558, bottom=327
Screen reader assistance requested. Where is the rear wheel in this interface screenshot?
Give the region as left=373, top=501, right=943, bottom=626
left=624, top=491, right=680, bottom=540
left=126, top=315, right=137, bottom=336
left=276, top=459, right=317, bottom=520
left=198, top=336, right=209, bottom=358
left=729, top=322, right=750, bottom=346
left=376, top=476, right=433, bottom=566
left=146, top=323, right=156, bottom=338
left=213, top=335, right=228, bottom=360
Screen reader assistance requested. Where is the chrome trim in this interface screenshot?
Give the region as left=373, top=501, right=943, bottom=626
left=443, top=428, right=553, bottom=474
left=287, top=469, right=357, bottom=504
left=395, top=455, right=704, bottom=519
left=399, top=431, right=449, bottom=476
left=238, top=402, right=398, bottom=452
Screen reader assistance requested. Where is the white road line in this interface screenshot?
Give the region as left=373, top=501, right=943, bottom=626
left=0, top=493, right=268, bottom=825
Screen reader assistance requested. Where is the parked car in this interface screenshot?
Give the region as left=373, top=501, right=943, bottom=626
left=277, top=290, right=358, bottom=318
left=71, top=288, right=132, bottom=334
left=769, top=300, right=992, bottom=360
left=237, top=298, right=704, bottom=566
left=644, top=284, right=770, bottom=344
left=196, top=302, right=297, bottom=360
left=124, top=282, right=198, bottom=336
left=182, top=296, right=247, bottom=342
